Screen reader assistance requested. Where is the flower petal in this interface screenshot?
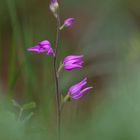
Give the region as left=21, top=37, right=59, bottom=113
left=27, top=45, right=40, bottom=53
left=80, top=87, right=93, bottom=95
left=69, top=78, right=87, bottom=96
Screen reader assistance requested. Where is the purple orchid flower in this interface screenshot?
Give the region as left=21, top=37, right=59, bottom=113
left=68, top=78, right=93, bottom=100
left=63, top=55, right=84, bottom=71
left=27, top=40, right=54, bottom=55
left=64, top=18, right=75, bottom=27
left=59, top=18, right=75, bottom=30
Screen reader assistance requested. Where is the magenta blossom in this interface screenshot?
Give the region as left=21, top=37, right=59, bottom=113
left=63, top=55, right=83, bottom=71
left=68, top=78, right=92, bottom=100
left=60, top=18, right=75, bottom=30
left=64, top=18, right=75, bottom=27
left=27, top=40, right=54, bottom=55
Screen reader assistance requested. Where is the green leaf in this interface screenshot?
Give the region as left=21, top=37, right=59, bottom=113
left=22, top=102, right=36, bottom=110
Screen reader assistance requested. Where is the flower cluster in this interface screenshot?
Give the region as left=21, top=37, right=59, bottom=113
left=27, top=0, right=92, bottom=102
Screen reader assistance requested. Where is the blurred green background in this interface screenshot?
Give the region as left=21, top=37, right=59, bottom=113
left=0, top=0, right=140, bottom=139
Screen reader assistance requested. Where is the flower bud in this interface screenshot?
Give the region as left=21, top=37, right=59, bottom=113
left=59, top=18, right=75, bottom=30
left=49, top=0, right=59, bottom=18
left=64, top=18, right=75, bottom=27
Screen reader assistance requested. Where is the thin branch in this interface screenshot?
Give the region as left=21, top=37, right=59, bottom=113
left=53, top=13, right=61, bottom=140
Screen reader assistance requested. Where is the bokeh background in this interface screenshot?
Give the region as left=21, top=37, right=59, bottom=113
left=0, top=0, right=140, bottom=139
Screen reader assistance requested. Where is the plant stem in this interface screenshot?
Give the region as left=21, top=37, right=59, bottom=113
left=57, top=62, right=63, bottom=76
left=17, top=107, right=23, bottom=121
left=53, top=13, right=61, bottom=140
left=61, top=94, right=70, bottom=110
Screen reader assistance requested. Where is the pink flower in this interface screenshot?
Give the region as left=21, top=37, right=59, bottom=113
left=63, top=55, right=83, bottom=71
left=27, top=40, right=54, bottom=55
left=64, top=18, right=75, bottom=27
left=59, top=18, right=75, bottom=30
left=68, top=78, right=93, bottom=100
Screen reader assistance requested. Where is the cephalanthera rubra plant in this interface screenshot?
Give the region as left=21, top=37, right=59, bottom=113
left=27, top=0, right=93, bottom=139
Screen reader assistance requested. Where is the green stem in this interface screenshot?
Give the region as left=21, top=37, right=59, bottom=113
left=59, top=24, right=65, bottom=30
left=61, top=94, right=70, bottom=110
left=17, top=108, right=23, bottom=121
left=53, top=13, right=61, bottom=140
left=57, top=63, right=64, bottom=77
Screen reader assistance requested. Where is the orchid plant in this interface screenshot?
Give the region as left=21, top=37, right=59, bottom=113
left=27, top=0, right=93, bottom=139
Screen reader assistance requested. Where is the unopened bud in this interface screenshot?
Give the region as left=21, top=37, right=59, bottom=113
left=49, top=0, right=59, bottom=18
left=59, top=18, right=75, bottom=30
